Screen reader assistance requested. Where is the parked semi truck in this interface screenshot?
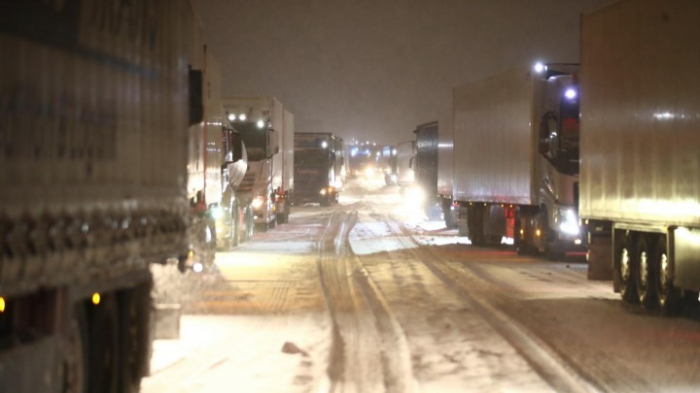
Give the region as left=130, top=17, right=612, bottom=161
left=224, top=97, right=294, bottom=229
left=453, top=64, right=583, bottom=257
left=580, top=0, right=700, bottom=313
left=186, top=44, right=251, bottom=270
left=0, top=1, right=197, bottom=391
left=437, top=108, right=457, bottom=228
left=293, top=133, right=344, bottom=206
left=412, top=122, right=442, bottom=220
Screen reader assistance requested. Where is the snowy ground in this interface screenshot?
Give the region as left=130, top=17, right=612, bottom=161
left=142, top=178, right=700, bottom=393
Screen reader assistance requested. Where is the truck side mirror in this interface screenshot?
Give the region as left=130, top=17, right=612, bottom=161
left=188, top=67, right=203, bottom=125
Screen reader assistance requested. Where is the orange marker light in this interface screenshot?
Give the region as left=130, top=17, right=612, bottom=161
left=92, top=293, right=101, bottom=305
left=0, top=297, right=5, bottom=313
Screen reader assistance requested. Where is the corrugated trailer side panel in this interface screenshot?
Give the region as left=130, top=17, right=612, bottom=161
left=453, top=68, right=534, bottom=205
left=580, top=0, right=700, bottom=227
left=0, top=1, right=191, bottom=295
left=0, top=1, right=190, bottom=207
left=437, top=107, right=454, bottom=198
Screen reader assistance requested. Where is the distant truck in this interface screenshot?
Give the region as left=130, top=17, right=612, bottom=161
left=185, top=43, right=251, bottom=270
left=380, top=145, right=399, bottom=186
left=413, top=122, right=442, bottom=220
left=580, top=0, right=700, bottom=313
left=0, top=1, right=196, bottom=391
left=293, top=133, right=345, bottom=206
left=453, top=64, right=583, bottom=258
left=224, top=97, right=294, bottom=229
left=348, top=143, right=380, bottom=179
left=437, top=108, right=457, bottom=227
left=396, top=141, right=416, bottom=190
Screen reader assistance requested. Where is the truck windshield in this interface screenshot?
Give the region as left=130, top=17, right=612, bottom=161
left=233, top=122, right=268, bottom=161
left=296, top=149, right=330, bottom=167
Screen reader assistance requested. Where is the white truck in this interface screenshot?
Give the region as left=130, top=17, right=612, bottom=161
left=396, top=140, right=416, bottom=190
left=223, top=97, right=294, bottom=229
left=0, top=0, right=196, bottom=391
left=437, top=108, right=457, bottom=227
left=453, top=64, right=583, bottom=258
left=185, top=42, right=251, bottom=270
left=580, top=0, right=700, bottom=313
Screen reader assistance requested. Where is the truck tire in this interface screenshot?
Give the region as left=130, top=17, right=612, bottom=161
left=587, top=233, right=612, bottom=280
left=655, top=237, right=680, bottom=315
left=118, top=283, right=151, bottom=392
left=64, top=305, right=88, bottom=393
left=87, top=294, right=121, bottom=393
left=244, top=207, right=254, bottom=241
left=634, top=234, right=656, bottom=308
left=615, top=232, right=638, bottom=304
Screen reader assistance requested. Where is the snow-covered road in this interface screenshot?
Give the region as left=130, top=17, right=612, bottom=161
left=142, top=179, right=700, bottom=392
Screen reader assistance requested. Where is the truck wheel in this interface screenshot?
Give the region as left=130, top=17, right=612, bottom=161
left=655, top=238, right=680, bottom=315
left=514, top=211, right=532, bottom=255
left=87, top=294, right=121, bottom=393
left=118, top=283, right=151, bottom=392
left=230, top=201, right=241, bottom=248
left=616, top=234, right=638, bottom=304
left=64, top=305, right=88, bottom=393
left=244, top=207, right=254, bottom=241
left=587, top=233, right=612, bottom=280
left=634, top=234, right=656, bottom=308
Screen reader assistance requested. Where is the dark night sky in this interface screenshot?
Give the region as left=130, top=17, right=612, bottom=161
left=193, top=0, right=614, bottom=145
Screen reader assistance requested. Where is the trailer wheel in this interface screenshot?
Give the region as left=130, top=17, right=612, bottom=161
left=616, top=234, right=638, bottom=304
left=244, top=207, right=254, bottom=241
left=634, top=235, right=656, bottom=308
left=118, top=283, right=151, bottom=392
left=87, top=294, right=121, bottom=393
left=655, top=238, right=680, bottom=315
left=64, top=305, right=88, bottom=393
left=230, top=201, right=241, bottom=248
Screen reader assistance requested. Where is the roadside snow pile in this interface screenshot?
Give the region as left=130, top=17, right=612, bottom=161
left=403, top=220, right=471, bottom=247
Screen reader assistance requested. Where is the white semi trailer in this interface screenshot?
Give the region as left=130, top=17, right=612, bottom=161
left=580, top=0, right=700, bottom=313
left=437, top=107, right=457, bottom=227
left=0, top=1, right=197, bottom=391
left=453, top=64, right=584, bottom=258
left=224, top=97, right=294, bottom=229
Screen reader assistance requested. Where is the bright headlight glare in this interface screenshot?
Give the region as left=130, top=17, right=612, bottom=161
left=559, top=208, right=579, bottom=235
left=212, top=206, right=225, bottom=220
left=406, top=187, right=425, bottom=204
left=256, top=120, right=265, bottom=129
left=239, top=113, right=247, bottom=121
left=252, top=196, right=265, bottom=209
left=228, top=113, right=236, bottom=122
left=320, top=189, right=327, bottom=195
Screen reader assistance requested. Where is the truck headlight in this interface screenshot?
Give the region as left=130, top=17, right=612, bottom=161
left=559, top=208, right=580, bottom=236
left=211, top=205, right=225, bottom=220
left=320, top=188, right=327, bottom=196
left=252, top=196, right=265, bottom=209
left=406, top=186, right=425, bottom=204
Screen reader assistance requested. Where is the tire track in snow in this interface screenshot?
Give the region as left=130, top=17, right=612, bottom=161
left=316, top=207, right=416, bottom=392
left=378, top=210, right=609, bottom=393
